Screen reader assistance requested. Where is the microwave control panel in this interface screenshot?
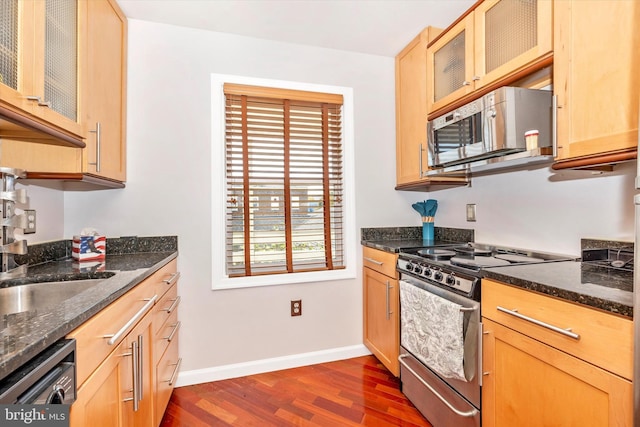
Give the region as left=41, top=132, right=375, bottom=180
left=431, top=97, right=483, bottom=130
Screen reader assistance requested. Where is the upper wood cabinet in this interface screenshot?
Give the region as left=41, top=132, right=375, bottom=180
left=0, top=0, right=127, bottom=187
left=395, top=27, right=469, bottom=190
left=0, top=0, right=84, bottom=139
left=426, top=15, right=474, bottom=114
left=427, top=0, right=552, bottom=115
left=396, top=27, right=441, bottom=185
left=552, top=0, right=640, bottom=169
left=81, top=0, right=127, bottom=182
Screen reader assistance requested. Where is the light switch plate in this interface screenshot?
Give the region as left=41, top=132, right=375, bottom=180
left=466, top=204, right=476, bottom=222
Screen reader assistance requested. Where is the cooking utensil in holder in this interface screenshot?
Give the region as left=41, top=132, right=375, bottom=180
left=0, top=167, right=28, bottom=278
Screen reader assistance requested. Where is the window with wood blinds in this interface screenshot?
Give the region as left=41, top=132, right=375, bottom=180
left=223, top=83, right=345, bottom=278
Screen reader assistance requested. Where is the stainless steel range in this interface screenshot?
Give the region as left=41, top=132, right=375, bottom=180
left=396, top=242, right=574, bottom=427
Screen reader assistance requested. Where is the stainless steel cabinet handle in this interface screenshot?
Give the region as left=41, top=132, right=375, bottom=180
left=398, top=355, right=479, bottom=417
left=462, top=80, right=471, bottom=86
left=166, top=358, right=182, bottom=386
left=497, top=306, right=580, bottom=340
left=137, top=334, right=144, bottom=403
left=26, top=95, right=51, bottom=108
left=89, top=122, right=102, bottom=172
left=364, top=257, right=383, bottom=266
left=163, top=271, right=181, bottom=286
left=131, top=340, right=139, bottom=411
left=552, top=95, right=559, bottom=158
left=385, top=281, right=391, bottom=320
left=164, top=322, right=181, bottom=342
left=104, top=295, right=158, bottom=345
left=478, top=322, right=484, bottom=386
left=418, top=144, right=424, bottom=178
left=472, top=75, right=480, bottom=81
left=121, top=349, right=134, bottom=404
left=163, top=296, right=181, bottom=314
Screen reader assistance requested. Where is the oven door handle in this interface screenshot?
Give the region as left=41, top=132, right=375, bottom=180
left=398, top=354, right=479, bottom=418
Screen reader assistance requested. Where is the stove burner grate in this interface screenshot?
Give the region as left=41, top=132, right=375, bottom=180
left=453, top=246, right=492, bottom=257
left=449, top=256, right=511, bottom=270
left=417, top=248, right=457, bottom=261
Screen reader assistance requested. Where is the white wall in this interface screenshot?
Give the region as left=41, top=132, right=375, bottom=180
left=15, top=184, right=65, bottom=244
left=33, top=18, right=630, bottom=382
left=63, top=20, right=416, bottom=379
left=419, top=162, right=636, bottom=256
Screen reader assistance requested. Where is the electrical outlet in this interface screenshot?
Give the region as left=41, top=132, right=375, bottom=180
left=23, top=209, right=36, bottom=234
left=291, top=300, right=302, bottom=316
left=466, top=204, right=476, bottom=222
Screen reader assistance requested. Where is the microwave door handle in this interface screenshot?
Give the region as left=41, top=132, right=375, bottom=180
left=484, top=110, right=493, bottom=151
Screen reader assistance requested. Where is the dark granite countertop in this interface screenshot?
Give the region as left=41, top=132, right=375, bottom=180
left=483, top=261, right=633, bottom=318
left=0, top=236, right=178, bottom=383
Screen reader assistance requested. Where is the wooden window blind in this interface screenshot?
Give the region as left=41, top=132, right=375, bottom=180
left=224, top=83, right=345, bottom=277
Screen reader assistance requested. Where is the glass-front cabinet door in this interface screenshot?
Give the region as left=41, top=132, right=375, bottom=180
left=474, top=0, right=552, bottom=90
left=43, top=0, right=78, bottom=123
left=427, top=0, right=552, bottom=116
left=0, top=0, right=83, bottom=138
left=0, top=0, right=37, bottom=114
left=427, top=14, right=475, bottom=114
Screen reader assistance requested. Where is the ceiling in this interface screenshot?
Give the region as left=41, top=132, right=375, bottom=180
left=114, top=0, right=475, bottom=57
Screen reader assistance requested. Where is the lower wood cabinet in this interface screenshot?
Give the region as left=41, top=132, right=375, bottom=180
left=363, top=246, right=399, bottom=376
left=120, top=313, right=154, bottom=427
left=68, top=259, right=180, bottom=427
left=68, top=341, right=122, bottom=427
left=482, top=279, right=632, bottom=427
left=482, top=318, right=632, bottom=427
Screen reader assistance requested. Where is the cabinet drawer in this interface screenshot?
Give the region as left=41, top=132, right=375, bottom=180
left=155, top=307, right=179, bottom=362
left=68, top=277, right=157, bottom=387
left=362, top=246, right=398, bottom=278
left=155, top=335, right=180, bottom=423
left=482, top=279, right=633, bottom=380
left=153, top=283, right=179, bottom=335
left=68, top=261, right=175, bottom=387
left=151, top=259, right=179, bottom=300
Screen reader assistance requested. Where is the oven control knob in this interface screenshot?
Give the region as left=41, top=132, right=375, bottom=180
left=434, top=271, right=444, bottom=281
left=423, top=267, right=432, bottom=278
left=405, top=262, right=414, bottom=272
left=414, top=265, right=423, bottom=274
left=446, top=275, right=456, bottom=286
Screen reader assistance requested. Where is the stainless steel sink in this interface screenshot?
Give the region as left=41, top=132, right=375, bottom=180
left=0, top=279, right=106, bottom=316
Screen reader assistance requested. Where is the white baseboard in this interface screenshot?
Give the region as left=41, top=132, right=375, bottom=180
left=174, top=344, right=371, bottom=387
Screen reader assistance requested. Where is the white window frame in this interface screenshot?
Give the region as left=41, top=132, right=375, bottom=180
left=211, top=74, right=356, bottom=290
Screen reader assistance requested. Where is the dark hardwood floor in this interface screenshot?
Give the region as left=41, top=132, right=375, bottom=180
left=160, top=355, right=433, bottom=426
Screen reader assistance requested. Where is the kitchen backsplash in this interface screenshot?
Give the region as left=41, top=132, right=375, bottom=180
left=15, top=236, right=178, bottom=266
left=581, top=238, right=633, bottom=251
left=361, top=226, right=474, bottom=243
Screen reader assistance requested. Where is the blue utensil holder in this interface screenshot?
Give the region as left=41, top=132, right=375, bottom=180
left=422, top=222, right=434, bottom=242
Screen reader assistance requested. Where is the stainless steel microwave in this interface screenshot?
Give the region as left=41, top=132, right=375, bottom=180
left=427, top=87, right=552, bottom=172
